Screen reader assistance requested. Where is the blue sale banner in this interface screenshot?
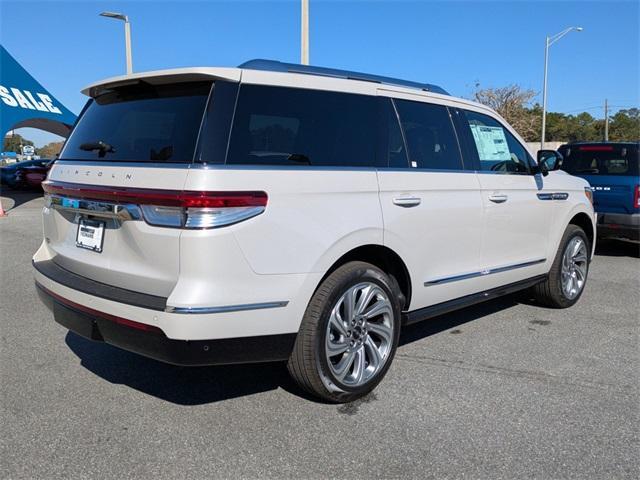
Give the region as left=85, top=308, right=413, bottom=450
left=0, top=45, right=76, bottom=137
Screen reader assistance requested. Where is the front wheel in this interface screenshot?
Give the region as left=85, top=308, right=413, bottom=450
left=287, top=261, right=402, bottom=403
left=533, top=224, right=590, bottom=308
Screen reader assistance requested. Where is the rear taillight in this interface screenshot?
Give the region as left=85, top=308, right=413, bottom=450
left=42, top=181, right=268, bottom=229
left=634, top=185, right=640, bottom=209
left=140, top=191, right=268, bottom=228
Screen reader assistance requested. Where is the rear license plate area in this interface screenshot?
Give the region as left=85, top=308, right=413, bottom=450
left=76, top=218, right=105, bottom=253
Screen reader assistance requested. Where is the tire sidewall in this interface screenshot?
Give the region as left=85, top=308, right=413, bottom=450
left=314, top=264, right=402, bottom=398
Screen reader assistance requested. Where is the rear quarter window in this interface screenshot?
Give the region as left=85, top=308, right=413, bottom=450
left=226, top=85, right=377, bottom=167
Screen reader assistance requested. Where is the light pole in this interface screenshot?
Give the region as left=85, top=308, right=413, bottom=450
left=100, top=11, right=133, bottom=75
left=541, top=26, right=583, bottom=149
left=301, top=0, right=309, bottom=65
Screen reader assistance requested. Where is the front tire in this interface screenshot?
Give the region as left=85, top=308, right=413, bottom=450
left=533, top=224, right=590, bottom=308
left=287, top=261, right=402, bottom=403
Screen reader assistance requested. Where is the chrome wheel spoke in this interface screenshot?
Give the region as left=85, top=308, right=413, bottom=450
left=329, top=308, right=349, bottom=337
left=574, top=265, right=586, bottom=282
left=364, top=336, right=382, bottom=369
left=333, top=350, right=356, bottom=381
left=355, top=284, right=377, bottom=316
left=344, top=287, right=356, bottom=325
left=363, top=299, right=392, bottom=320
left=367, top=321, right=392, bottom=344
left=326, top=338, right=349, bottom=356
left=573, top=252, right=587, bottom=264
left=571, top=239, right=582, bottom=257
left=351, top=347, right=366, bottom=385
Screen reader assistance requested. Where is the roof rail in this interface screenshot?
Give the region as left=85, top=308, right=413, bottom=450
left=238, top=59, right=449, bottom=96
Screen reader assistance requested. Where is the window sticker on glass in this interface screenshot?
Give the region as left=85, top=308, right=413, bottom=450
left=469, top=124, right=511, bottom=162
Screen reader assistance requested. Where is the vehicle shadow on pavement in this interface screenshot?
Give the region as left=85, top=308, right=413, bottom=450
left=594, top=239, right=640, bottom=259
left=0, top=189, right=43, bottom=211
left=65, top=331, right=296, bottom=405
left=399, top=296, right=518, bottom=347
left=65, top=295, right=521, bottom=405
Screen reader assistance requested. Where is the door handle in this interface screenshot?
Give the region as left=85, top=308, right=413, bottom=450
left=488, top=194, right=508, bottom=204
left=393, top=196, right=421, bottom=207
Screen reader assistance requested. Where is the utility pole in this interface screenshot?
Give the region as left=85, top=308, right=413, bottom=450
left=604, top=98, right=609, bottom=142
left=301, top=0, right=309, bottom=65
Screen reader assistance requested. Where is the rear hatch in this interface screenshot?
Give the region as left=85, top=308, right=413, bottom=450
left=42, top=80, right=212, bottom=297
left=559, top=144, right=640, bottom=214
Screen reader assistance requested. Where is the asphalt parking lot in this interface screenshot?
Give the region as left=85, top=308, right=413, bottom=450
left=1, top=192, right=639, bottom=479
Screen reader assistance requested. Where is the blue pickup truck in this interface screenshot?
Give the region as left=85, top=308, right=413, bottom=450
left=558, top=142, right=639, bottom=241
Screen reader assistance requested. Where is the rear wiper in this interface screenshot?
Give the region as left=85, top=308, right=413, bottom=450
left=79, top=141, right=115, bottom=158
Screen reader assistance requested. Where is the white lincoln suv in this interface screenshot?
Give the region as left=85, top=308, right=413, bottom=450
left=34, top=60, right=595, bottom=402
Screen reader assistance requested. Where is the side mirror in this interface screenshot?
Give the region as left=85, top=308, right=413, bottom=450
left=537, top=149, right=563, bottom=173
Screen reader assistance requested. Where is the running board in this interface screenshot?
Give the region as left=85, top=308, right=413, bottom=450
left=402, top=275, right=547, bottom=326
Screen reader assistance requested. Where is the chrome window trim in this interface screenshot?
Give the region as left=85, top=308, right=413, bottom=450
left=165, top=301, right=289, bottom=314
left=424, top=258, right=546, bottom=287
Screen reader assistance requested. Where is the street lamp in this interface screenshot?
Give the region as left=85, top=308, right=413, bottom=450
left=541, top=26, right=583, bottom=149
left=301, top=0, right=309, bottom=65
left=100, top=11, right=133, bottom=75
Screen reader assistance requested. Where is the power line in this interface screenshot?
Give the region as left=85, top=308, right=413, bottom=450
left=562, top=105, right=636, bottom=114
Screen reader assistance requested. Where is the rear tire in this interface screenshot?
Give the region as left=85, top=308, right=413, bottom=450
left=287, top=261, right=402, bottom=403
left=533, top=224, right=590, bottom=308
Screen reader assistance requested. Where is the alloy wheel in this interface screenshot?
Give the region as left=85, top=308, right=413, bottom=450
left=324, top=282, right=395, bottom=387
left=561, top=236, right=588, bottom=300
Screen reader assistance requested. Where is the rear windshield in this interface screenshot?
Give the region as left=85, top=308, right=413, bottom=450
left=559, top=144, right=639, bottom=176
left=60, top=82, right=212, bottom=163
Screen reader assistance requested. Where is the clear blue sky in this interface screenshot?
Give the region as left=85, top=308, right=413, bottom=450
left=1, top=0, right=638, bottom=146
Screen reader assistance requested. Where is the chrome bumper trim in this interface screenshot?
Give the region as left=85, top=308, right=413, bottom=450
left=47, top=194, right=142, bottom=221
left=424, top=258, right=546, bottom=286
left=165, top=301, right=289, bottom=314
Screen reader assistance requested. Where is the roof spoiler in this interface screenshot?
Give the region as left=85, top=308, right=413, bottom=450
left=81, top=67, right=241, bottom=97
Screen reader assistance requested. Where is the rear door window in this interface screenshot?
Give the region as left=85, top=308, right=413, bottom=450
left=226, top=85, right=377, bottom=167
left=61, top=82, right=212, bottom=163
left=558, top=145, right=640, bottom=176
left=393, top=99, right=463, bottom=170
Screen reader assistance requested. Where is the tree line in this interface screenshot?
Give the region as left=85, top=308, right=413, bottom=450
left=2, top=134, right=64, bottom=158
left=473, top=85, right=639, bottom=143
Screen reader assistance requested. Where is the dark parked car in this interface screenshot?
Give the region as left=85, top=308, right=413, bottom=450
left=1, top=159, right=52, bottom=188
left=557, top=142, right=639, bottom=241
left=14, top=160, right=54, bottom=190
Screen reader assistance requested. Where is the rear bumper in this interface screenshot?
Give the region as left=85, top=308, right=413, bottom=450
left=36, top=282, right=296, bottom=366
left=597, top=213, right=640, bottom=241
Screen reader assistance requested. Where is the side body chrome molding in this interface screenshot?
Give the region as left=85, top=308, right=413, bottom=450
left=424, top=258, right=546, bottom=287
left=407, top=275, right=548, bottom=325
left=537, top=192, right=569, bottom=201
left=166, top=301, right=289, bottom=314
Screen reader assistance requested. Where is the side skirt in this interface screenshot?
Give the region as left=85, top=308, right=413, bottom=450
left=402, top=274, right=547, bottom=326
